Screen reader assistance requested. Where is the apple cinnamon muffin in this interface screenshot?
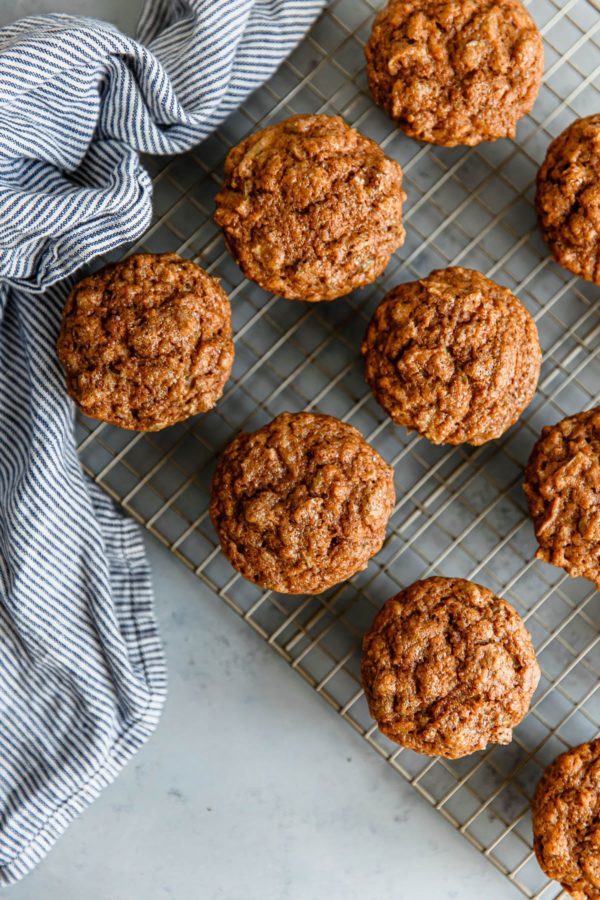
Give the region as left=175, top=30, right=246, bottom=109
left=533, top=740, right=600, bottom=900
left=536, top=115, right=600, bottom=285
left=362, top=267, right=541, bottom=445
left=524, top=407, right=600, bottom=588
left=57, top=253, right=234, bottom=431
left=214, top=114, right=406, bottom=301
left=365, top=0, right=544, bottom=146
left=361, top=577, right=540, bottom=758
left=210, top=412, right=396, bottom=594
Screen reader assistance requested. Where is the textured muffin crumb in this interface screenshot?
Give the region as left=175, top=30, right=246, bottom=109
left=365, top=0, right=544, bottom=147
left=536, top=115, right=600, bottom=285
left=57, top=253, right=234, bottom=431
left=533, top=740, right=600, bottom=900
left=210, top=412, right=396, bottom=594
left=362, top=267, right=541, bottom=446
left=361, top=577, right=540, bottom=758
left=524, top=407, right=600, bottom=588
left=214, top=114, right=406, bottom=301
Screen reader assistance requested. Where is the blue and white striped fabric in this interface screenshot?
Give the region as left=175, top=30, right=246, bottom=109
left=0, top=0, right=324, bottom=883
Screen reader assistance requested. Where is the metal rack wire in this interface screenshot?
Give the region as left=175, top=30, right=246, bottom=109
left=75, top=1, right=600, bottom=896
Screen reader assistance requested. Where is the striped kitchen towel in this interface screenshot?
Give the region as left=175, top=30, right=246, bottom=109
left=0, top=0, right=324, bottom=884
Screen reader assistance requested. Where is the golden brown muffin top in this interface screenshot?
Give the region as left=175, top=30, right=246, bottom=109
left=533, top=740, right=600, bottom=900
left=365, top=0, right=543, bottom=146
left=214, top=114, right=405, bottom=301
left=57, top=253, right=234, bottom=431
left=537, top=115, right=600, bottom=285
left=362, top=267, right=541, bottom=446
left=210, top=412, right=395, bottom=594
left=524, top=406, right=600, bottom=588
left=361, top=577, right=540, bottom=758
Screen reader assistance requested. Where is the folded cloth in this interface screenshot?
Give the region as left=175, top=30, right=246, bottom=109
left=0, top=0, right=324, bottom=883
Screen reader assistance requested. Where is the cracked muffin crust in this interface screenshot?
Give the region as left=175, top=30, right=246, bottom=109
left=365, top=0, right=544, bottom=147
left=536, top=115, right=600, bottom=285
left=361, top=267, right=541, bottom=446
left=361, top=577, right=540, bottom=758
left=210, top=412, right=395, bottom=594
left=213, top=114, right=406, bottom=301
left=524, top=407, right=600, bottom=588
left=57, top=253, right=234, bottom=431
left=533, top=740, right=600, bottom=900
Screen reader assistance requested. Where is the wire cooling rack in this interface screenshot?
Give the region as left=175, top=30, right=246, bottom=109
left=75, top=1, right=600, bottom=896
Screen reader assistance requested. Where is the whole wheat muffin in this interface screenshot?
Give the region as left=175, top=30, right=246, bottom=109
left=214, top=114, right=406, bottom=301
left=536, top=115, right=600, bottom=285
left=361, top=267, right=541, bottom=445
left=524, top=407, right=600, bottom=588
left=365, top=0, right=544, bottom=147
left=210, top=412, right=395, bottom=594
left=533, top=740, right=600, bottom=900
left=361, top=577, right=540, bottom=758
left=57, top=253, right=234, bottom=431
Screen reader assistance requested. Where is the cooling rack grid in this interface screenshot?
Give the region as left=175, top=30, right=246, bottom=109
left=76, top=1, right=600, bottom=895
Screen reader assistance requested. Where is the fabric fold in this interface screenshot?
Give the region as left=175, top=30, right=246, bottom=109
left=0, top=0, right=324, bottom=883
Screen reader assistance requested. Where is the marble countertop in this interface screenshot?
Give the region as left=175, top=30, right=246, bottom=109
left=3, top=2, right=523, bottom=897
left=11, top=535, right=520, bottom=900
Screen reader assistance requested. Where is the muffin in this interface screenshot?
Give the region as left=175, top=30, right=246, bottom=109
left=524, top=407, right=600, bottom=588
left=365, top=0, right=544, bottom=147
left=57, top=253, right=234, bottom=431
left=533, top=740, right=600, bottom=899
left=536, top=115, right=600, bottom=284
left=214, top=114, right=406, bottom=301
left=361, top=577, right=540, bottom=758
left=210, top=412, right=395, bottom=594
left=361, top=267, right=541, bottom=445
